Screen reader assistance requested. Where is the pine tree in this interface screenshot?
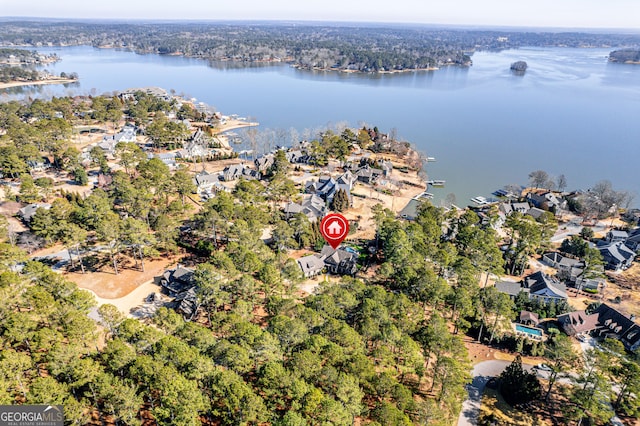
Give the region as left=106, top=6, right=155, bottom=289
left=331, top=189, right=349, bottom=212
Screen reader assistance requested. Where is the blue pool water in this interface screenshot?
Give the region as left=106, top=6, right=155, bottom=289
left=516, top=324, right=543, bottom=336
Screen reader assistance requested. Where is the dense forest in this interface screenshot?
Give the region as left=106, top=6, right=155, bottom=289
left=1, top=21, right=640, bottom=72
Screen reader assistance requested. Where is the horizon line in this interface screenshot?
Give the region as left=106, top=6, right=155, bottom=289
left=1, top=16, right=640, bottom=33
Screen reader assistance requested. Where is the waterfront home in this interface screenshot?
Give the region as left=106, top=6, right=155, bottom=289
left=598, top=241, right=635, bottom=271
left=254, top=154, right=274, bottom=172
left=526, top=190, right=566, bottom=211
left=526, top=207, right=547, bottom=220
left=222, top=165, right=243, bottom=181
left=355, top=165, right=384, bottom=184
left=499, top=201, right=531, bottom=216
left=305, top=176, right=352, bottom=204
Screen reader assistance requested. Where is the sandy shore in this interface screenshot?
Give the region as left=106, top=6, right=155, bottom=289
left=0, top=78, right=78, bottom=90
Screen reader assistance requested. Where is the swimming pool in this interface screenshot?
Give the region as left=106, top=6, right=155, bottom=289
left=515, top=324, right=543, bottom=337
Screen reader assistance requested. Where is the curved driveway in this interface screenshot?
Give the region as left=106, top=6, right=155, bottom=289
left=457, top=360, right=513, bottom=426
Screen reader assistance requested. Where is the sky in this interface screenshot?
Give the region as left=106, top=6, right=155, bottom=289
left=3, top=0, right=640, bottom=30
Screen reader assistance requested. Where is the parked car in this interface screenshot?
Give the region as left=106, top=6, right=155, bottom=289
left=534, top=363, right=552, bottom=371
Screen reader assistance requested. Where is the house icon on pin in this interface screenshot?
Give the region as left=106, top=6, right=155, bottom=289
left=327, top=221, right=342, bottom=235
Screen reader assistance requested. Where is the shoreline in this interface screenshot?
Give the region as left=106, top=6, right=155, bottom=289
left=0, top=78, right=78, bottom=90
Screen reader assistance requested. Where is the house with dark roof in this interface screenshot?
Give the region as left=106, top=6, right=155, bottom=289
left=524, top=271, right=567, bottom=301
left=305, top=176, right=352, bottom=204
left=598, top=241, right=635, bottom=271
left=499, top=202, right=531, bottom=216
left=223, top=165, right=242, bottom=181
left=355, top=165, right=384, bottom=184
left=623, top=228, right=640, bottom=251
left=296, top=245, right=358, bottom=277
left=526, top=207, right=547, bottom=220
left=254, top=154, right=274, bottom=172
left=526, top=191, right=565, bottom=211
left=495, top=281, right=528, bottom=299
left=522, top=271, right=567, bottom=302
left=159, top=265, right=195, bottom=297
left=592, top=304, right=640, bottom=351
left=320, top=245, right=358, bottom=275
left=542, top=252, right=584, bottom=282
left=557, top=310, right=600, bottom=336
left=173, top=287, right=199, bottom=320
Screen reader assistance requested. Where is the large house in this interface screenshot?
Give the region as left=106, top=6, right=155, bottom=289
left=158, top=265, right=199, bottom=319
left=305, top=175, right=352, bottom=204
left=624, top=228, right=640, bottom=251
left=193, top=171, right=221, bottom=193
left=542, top=252, right=584, bottom=282
left=495, top=271, right=567, bottom=303
left=297, top=254, right=326, bottom=278
left=296, top=245, right=358, bottom=277
left=598, top=241, right=635, bottom=271
left=592, top=304, right=640, bottom=351
left=560, top=304, right=640, bottom=351
left=557, top=310, right=600, bottom=337
left=526, top=191, right=566, bottom=211
left=158, top=265, right=195, bottom=296
left=284, top=194, right=327, bottom=222
left=320, top=245, right=358, bottom=275
left=606, top=229, right=629, bottom=243
left=523, top=271, right=567, bottom=302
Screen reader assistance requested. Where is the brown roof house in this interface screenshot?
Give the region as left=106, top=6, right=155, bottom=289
left=557, top=311, right=600, bottom=336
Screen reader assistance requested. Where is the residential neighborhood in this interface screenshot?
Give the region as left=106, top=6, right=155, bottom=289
left=1, top=87, right=639, bottom=426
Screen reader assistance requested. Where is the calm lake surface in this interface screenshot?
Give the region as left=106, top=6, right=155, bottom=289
left=3, top=45, right=640, bottom=207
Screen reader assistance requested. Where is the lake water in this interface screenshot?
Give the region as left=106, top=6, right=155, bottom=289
left=2, top=45, right=639, bottom=207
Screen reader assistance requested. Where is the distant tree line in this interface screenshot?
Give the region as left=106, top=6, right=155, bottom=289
left=2, top=21, right=640, bottom=73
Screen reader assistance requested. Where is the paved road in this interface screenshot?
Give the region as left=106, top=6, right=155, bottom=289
left=457, top=360, right=539, bottom=426
left=457, top=360, right=512, bottom=426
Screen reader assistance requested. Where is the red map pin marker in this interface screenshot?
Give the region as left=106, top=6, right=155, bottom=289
left=320, top=213, right=349, bottom=249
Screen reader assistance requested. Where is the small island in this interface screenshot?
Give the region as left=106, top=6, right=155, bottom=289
left=510, top=60, right=528, bottom=74
left=609, top=49, right=640, bottom=64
